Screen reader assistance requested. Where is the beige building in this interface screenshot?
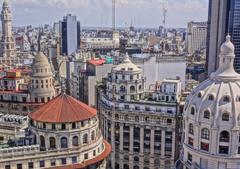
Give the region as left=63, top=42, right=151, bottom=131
left=98, top=54, right=182, bottom=169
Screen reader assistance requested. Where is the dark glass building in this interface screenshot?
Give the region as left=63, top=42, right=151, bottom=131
left=207, top=0, right=240, bottom=75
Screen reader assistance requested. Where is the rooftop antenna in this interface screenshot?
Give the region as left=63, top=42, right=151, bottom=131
left=112, top=0, right=116, bottom=31
left=162, top=0, right=167, bottom=37
left=37, top=30, right=41, bottom=52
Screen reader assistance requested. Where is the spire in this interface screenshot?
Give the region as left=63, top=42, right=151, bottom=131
left=38, top=30, right=41, bottom=52
left=123, top=52, right=131, bottom=63
left=3, top=0, right=8, bottom=8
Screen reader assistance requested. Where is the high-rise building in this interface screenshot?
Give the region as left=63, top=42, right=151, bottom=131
left=177, top=35, right=240, bottom=169
left=60, top=14, right=81, bottom=56
left=0, top=0, right=16, bottom=58
left=186, top=21, right=207, bottom=54
left=207, top=0, right=240, bottom=75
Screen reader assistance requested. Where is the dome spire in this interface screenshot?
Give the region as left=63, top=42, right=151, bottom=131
left=211, top=34, right=240, bottom=80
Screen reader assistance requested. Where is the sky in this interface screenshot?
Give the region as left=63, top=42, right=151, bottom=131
left=3, top=0, right=208, bottom=28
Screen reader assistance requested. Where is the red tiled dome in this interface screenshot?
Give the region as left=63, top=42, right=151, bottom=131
left=29, top=94, right=97, bottom=123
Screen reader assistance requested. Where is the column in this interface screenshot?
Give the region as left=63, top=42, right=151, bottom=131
left=161, top=130, right=165, bottom=158
left=130, top=125, right=134, bottom=153
left=140, top=127, right=144, bottom=154
left=171, top=131, right=175, bottom=159
left=150, top=128, right=155, bottom=155
left=111, top=122, right=115, bottom=169
left=120, top=123, right=124, bottom=151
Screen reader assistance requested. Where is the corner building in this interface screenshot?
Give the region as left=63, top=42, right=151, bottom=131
left=181, top=35, right=240, bottom=169
left=0, top=94, right=111, bottom=169
left=99, top=54, right=182, bottom=169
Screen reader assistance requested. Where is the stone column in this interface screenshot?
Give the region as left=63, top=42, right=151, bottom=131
left=171, top=131, right=175, bottom=159
left=140, top=127, right=144, bottom=154
left=161, top=130, right=165, bottom=158
left=150, top=128, right=155, bottom=155
left=130, top=125, right=134, bottom=153
left=111, top=122, right=115, bottom=169
left=120, top=123, right=124, bottom=151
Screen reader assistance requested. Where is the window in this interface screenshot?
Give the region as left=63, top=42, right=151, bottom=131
left=203, top=110, right=210, bottom=119
left=72, top=136, right=79, bottom=146
left=189, top=123, right=194, bottom=135
left=52, top=123, right=56, bottom=130
left=220, top=131, right=230, bottom=142
left=72, top=123, right=76, bottom=129
left=72, top=156, right=77, bottom=164
left=208, top=94, right=214, bottom=100
left=219, top=146, right=229, bottom=154
left=188, top=137, right=193, bottom=146
left=238, top=147, right=240, bottom=154
left=134, top=156, right=139, bottom=162
left=40, top=135, right=45, bottom=148
left=167, top=119, right=172, bottom=124
left=201, top=142, right=209, bottom=151
left=61, top=158, right=67, bottom=165
left=49, top=137, right=56, bottom=149
left=190, top=107, right=195, bottom=115
left=17, top=164, right=22, bottom=169
left=201, top=128, right=210, bottom=140
left=91, top=130, right=95, bottom=140
left=84, top=153, right=88, bottom=160
left=5, top=165, right=11, bottom=169
left=28, top=162, right=34, bottom=169
left=50, top=160, right=56, bottom=166
left=222, top=113, right=229, bottom=121
left=39, top=161, right=45, bottom=168
left=187, top=153, right=192, bottom=162
left=61, top=137, right=68, bottom=148
left=93, top=150, right=96, bottom=156
left=61, top=123, right=66, bottom=130
left=83, top=134, right=88, bottom=144
left=197, top=92, right=202, bottom=98
left=223, top=96, right=230, bottom=102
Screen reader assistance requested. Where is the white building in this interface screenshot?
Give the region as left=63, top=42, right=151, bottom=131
left=186, top=21, right=207, bottom=54
left=180, top=36, right=240, bottom=169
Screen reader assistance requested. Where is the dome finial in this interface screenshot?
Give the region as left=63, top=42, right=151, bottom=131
left=226, top=33, right=231, bottom=42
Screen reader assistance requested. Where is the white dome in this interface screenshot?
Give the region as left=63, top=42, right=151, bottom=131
left=182, top=35, right=240, bottom=168
left=113, top=53, right=140, bottom=72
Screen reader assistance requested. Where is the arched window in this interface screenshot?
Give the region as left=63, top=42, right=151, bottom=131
left=190, top=107, right=195, bottom=115
left=115, top=114, right=119, bottom=119
left=120, top=86, right=125, bottom=92
left=135, top=116, right=139, bottom=122
left=123, top=155, right=129, bottom=161
left=201, top=128, right=210, bottom=140
left=61, top=123, right=66, bottom=130
left=130, top=86, right=135, bottom=93
left=144, top=157, right=149, bottom=164
left=49, top=137, right=56, bottom=149
left=40, top=135, right=45, bottom=148
left=203, top=110, right=210, bottom=119
left=208, top=94, right=214, bottom=100
left=222, top=113, right=229, bottom=121
left=198, top=92, right=202, bottom=98
left=72, top=136, right=78, bottom=146
left=223, top=96, right=230, bottom=102
left=83, top=134, right=88, bottom=144
left=134, top=166, right=139, bottom=169
left=220, top=131, right=230, bottom=142
left=91, top=130, right=95, bottom=141
left=189, top=123, right=194, bottom=135
left=123, top=164, right=129, bottom=169
left=61, top=137, right=68, bottom=148
left=134, top=156, right=139, bottom=162
left=138, top=85, right=142, bottom=91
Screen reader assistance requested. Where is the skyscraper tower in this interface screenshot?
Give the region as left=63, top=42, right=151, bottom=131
left=0, top=0, right=16, bottom=58
left=206, top=0, right=240, bottom=75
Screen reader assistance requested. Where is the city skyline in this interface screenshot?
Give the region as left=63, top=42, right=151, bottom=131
left=5, top=0, right=208, bottom=28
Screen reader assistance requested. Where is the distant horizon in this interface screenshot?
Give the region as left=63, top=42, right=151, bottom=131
left=3, top=0, right=208, bottom=28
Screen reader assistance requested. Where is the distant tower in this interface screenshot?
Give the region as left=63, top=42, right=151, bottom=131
left=0, top=0, right=16, bottom=58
